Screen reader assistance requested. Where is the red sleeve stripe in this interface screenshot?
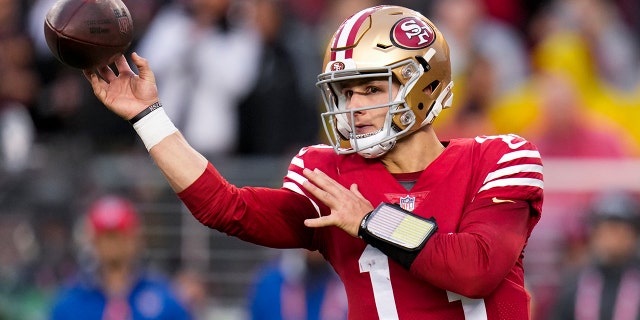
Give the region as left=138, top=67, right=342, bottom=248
left=330, top=6, right=381, bottom=60
left=497, top=150, right=541, bottom=164
left=483, top=164, right=543, bottom=184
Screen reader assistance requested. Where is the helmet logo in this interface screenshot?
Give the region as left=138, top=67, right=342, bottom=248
left=391, top=17, right=435, bottom=49
left=330, top=61, right=346, bottom=71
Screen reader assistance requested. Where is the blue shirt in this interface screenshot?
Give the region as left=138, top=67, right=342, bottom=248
left=248, top=261, right=347, bottom=320
left=50, top=271, right=191, bottom=320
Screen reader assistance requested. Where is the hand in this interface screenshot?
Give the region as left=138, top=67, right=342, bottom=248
left=83, top=53, right=159, bottom=121
left=302, top=168, right=374, bottom=237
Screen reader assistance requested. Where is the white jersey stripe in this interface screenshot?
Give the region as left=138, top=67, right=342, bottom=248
left=484, top=164, right=543, bottom=184
left=498, top=150, right=541, bottom=164
left=291, top=156, right=304, bottom=169
left=286, top=170, right=307, bottom=186
left=283, top=182, right=321, bottom=217
left=478, top=178, right=544, bottom=193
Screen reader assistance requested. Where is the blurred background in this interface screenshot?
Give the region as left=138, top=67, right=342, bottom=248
left=1, top=0, right=639, bottom=319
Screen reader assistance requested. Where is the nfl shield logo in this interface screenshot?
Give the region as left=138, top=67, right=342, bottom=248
left=399, top=195, right=416, bottom=212
left=114, top=8, right=131, bottom=34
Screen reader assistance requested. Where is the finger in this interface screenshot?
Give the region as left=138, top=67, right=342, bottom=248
left=303, top=168, right=346, bottom=195
left=304, top=215, right=336, bottom=229
left=97, top=65, right=116, bottom=83
left=302, top=177, right=332, bottom=205
left=132, top=52, right=156, bottom=83
left=114, top=54, right=133, bottom=75
left=83, top=70, right=107, bottom=101
left=82, top=69, right=94, bottom=82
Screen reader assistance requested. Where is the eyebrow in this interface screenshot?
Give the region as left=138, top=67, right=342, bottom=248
left=340, top=77, right=389, bottom=88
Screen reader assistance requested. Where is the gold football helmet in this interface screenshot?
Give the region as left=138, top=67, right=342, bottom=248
left=317, top=5, right=453, bottom=158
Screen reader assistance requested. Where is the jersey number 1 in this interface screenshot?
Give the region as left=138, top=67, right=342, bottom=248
left=359, top=245, right=488, bottom=320
left=359, top=245, right=400, bottom=319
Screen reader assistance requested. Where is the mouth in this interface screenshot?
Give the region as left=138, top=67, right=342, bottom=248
left=353, top=127, right=382, bottom=139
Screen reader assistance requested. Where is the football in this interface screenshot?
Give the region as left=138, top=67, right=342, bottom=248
left=44, top=0, right=134, bottom=69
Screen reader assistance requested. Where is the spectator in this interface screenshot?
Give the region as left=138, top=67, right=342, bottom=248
left=50, top=195, right=192, bottom=320
left=236, top=0, right=319, bottom=155
left=135, top=0, right=261, bottom=156
left=524, top=71, right=638, bottom=158
left=551, top=191, right=640, bottom=320
left=435, top=52, right=498, bottom=140
left=26, top=0, right=139, bottom=151
left=0, top=0, right=38, bottom=173
left=488, top=30, right=640, bottom=148
left=430, top=0, right=530, bottom=97
left=529, top=0, right=640, bottom=92
left=248, top=250, right=347, bottom=320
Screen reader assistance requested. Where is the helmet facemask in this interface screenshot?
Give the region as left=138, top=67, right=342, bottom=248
left=317, top=61, right=422, bottom=158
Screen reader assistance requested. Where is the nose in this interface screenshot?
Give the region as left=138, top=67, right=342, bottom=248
left=345, top=93, right=366, bottom=111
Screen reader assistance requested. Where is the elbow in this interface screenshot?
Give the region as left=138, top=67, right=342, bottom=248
left=439, top=253, right=507, bottom=298
left=448, top=272, right=502, bottom=298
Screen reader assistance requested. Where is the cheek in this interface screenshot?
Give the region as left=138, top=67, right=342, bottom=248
left=374, top=107, right=390, bottom=120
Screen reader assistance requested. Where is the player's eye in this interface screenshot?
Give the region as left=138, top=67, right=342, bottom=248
left=365, top=86, right=381, bottom=94
left=342, top=89, right=354, bottom=98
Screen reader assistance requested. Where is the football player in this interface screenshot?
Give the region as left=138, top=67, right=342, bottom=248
left=84, top=5, right=543, bottom=319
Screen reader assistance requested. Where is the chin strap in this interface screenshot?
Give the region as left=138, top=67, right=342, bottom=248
left=355, top=138, right=396, bottom=158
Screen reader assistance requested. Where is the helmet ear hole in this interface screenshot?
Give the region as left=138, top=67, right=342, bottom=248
left=423, top=80, right=440, bottom=96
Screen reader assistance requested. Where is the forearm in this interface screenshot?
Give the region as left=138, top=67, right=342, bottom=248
left=149, top=131, right=208, bottom=193
left=124, top=100, right=207, bottom=193
left=178, top=163, right=317, bottom=248
left=390, top=198, right=531, bottom=297
left=411, top=199, right=531, bottom=297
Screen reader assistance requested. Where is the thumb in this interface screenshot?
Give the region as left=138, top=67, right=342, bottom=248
left=304, top=215, right=334, bottom=229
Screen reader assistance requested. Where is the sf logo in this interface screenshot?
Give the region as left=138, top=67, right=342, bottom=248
left=400, top=19, right=434, bottom=46
left=331, top=61, right=346, bottom=71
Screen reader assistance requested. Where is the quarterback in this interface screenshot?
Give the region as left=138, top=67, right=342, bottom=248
left=84, top=5, right=543, bottom=319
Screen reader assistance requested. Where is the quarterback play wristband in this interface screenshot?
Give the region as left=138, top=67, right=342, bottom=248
left=132, top=106, right=178, bottom=150
left=358, top=203, right=437, bottom=269
left=360, top=203, right=438, bottom=251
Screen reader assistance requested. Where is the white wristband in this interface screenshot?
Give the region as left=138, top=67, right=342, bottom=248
left=132, top=107, right=178, bottom=150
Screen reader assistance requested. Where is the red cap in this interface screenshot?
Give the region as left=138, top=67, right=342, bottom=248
left=87, top=196, right=139, bottom=235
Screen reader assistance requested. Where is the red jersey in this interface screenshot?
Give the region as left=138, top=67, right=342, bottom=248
left=179, top=134, right=544, bottom=319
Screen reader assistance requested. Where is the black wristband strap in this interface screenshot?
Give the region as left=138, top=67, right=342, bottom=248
left=359, top=231, right=421, bottom=269
left=129, top=101, right=162, bottom=124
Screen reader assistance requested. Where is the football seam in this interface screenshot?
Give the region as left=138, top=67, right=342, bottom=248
left=57, top=1, right=86, bottom=32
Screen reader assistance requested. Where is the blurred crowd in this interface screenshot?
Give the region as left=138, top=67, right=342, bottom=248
left=1, top=0, right=639, bottom=319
